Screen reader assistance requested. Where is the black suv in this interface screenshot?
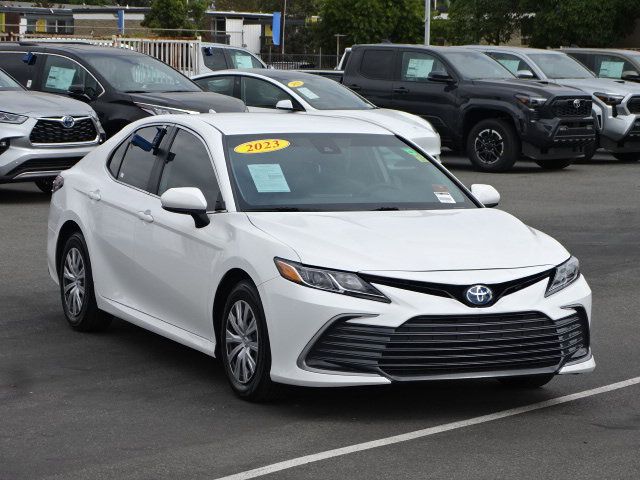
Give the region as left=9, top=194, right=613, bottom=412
left=0, top=43, right=246, bottom=137
left=341, top=44, right=596, bottom=171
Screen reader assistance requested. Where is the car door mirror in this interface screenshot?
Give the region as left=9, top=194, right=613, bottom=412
left=471, top=184, right=500, bottom=207
left=160, top=187, right=210, bottom=228
left=621, top=70, right=640, bottom=81
left=427, top=71, right=454, bottom=83
left=516, top=70, right=535, bottom=79
left=276, top=99, right=294, bottom=110
left=68, top=84, right=91, bottom=101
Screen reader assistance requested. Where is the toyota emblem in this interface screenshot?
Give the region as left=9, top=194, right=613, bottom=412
left=61, top=116, right=75, bottom=128
left=573, top=99, right=582, bottom=109
left=465, top=285, right=494, bottom=306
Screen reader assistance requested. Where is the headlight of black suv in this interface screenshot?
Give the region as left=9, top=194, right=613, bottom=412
left=546, top=256, right=580, bottom=296
left=274, top=258, right=390, bottom=303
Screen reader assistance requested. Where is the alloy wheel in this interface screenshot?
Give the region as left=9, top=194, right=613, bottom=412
left=225, top=300, right=259, bottom=384
left=474, top=128, right=505, bottom=164
left=62, top=247, right=85, bottom=317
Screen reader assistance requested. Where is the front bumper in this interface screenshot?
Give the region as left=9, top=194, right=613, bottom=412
left=594, top=97, right=640, bottom=153
left=259, top=268, right=593, bottom=387
left=521, top=115, right=596, bottom=160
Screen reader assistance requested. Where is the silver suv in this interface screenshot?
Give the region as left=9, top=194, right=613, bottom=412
left=468, top=46, right=640, bottom=162
left=0, top=68, right=103, bottom=192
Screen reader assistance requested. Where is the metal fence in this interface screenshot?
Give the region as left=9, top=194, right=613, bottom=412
left=259, top=53, right=340, bottom=70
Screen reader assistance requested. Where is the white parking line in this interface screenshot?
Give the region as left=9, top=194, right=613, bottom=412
left=214, top=376, right=640, bottom=480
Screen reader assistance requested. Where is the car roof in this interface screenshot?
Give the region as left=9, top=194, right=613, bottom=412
left=467, top=45, right=566, bottom=55
left=174, top=113, right=391, bottom=136
left=0, top=42, right=141, bottom=56
left=353, top=43, right=480, bottom=54
left=194, top=69, right=321, bottom=81
left=561, top=48, right=640, bottom=56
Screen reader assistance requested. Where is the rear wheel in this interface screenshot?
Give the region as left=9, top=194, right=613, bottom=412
left=498, top=373, right=554, bottom=389
left=535, top=159, right=572, bottom=170
left=612, top=152, right=640, bottom=162
left=59, top=232, right=112, bottom=332
left=35, top=177, right=55, bottom=194
left=467, top=119, right=520, bottom=172
left=221, top=281, right=279, bottom=401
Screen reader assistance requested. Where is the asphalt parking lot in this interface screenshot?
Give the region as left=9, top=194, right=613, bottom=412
left=1, top=152, right=639, bottom=480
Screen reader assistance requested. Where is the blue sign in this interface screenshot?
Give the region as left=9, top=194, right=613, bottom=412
left=117, top=10, right=125, bottom=34
left=272, top=12, right=281, bottom=46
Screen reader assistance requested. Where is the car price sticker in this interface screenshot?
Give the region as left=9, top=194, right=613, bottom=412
left=234, top=139, right=290, bottom=154
left=287, top=80, right=305, bottom=88
left=433, top=184, right=456, bottom=204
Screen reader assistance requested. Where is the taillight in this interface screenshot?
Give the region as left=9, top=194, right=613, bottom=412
left=52, top=175, right=64, bottom=193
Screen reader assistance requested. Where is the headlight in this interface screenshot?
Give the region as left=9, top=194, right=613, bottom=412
left=546, top=256, right=580, bottom=296
left=515, top=94, right=548, bottom=108
left=0, top=111, right=28, bottom=124
left=134, top=102, right=199, bottom=115
left=274, top=258, right=390, bottom=303
left=593, top=92, right=624, bottom=106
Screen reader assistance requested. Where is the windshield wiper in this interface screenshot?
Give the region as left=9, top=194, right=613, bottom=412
left=248, top=207, right=302, bottom=212
left=124, top=90, right=150, bottom=93
left=371, top=207, right=400, bottom=211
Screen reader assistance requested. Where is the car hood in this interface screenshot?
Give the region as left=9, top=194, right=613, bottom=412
left=129, top=91, right=246, bottom=113
left=553, top=77, right=640, bottom=95
left=1, top=91, right=96, bottom=117
left=471, top=78, right=584, bottom=96
left=247, top=209, right=569, bottom=272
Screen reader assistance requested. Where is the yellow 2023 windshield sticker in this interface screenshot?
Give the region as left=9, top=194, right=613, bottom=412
left=234, top=139, right=290, bottom=154
left=287, top=80, right=304, bottom=88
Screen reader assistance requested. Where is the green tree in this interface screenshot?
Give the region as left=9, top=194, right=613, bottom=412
left=522, top=0, right=640, bottom=48
left=447, top=0, right=522, bottom=45
left=143, top=0, right=211, bottom=36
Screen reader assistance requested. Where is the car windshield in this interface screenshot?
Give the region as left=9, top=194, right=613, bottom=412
left=274, top=75, right=374, bottom=110
left=0, top=69, right=23, bottom=91
left=225, top=133, right=475, bottom=212
left=444, top=51, right=515, bottom=80
left=528, top=53, right=594, bottom=79
left=85, top=53, right=200, bottom=93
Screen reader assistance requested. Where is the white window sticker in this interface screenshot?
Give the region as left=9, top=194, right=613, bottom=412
left=45, top=66, right=76, bottom=91
left=434, top=191, right=456, bottom=203
left=599, top=61, right=625, bottom=79
left=498, top=59, right=521, bottom=75
left=296, top=86, right=319, bottom=99
left=234, top=53, right=254, bottom=69
left=26, top=79, right=32, bottom=88
left=405, top=58, right=434, bottom=79
left=247, top=164, right=290, bottom=193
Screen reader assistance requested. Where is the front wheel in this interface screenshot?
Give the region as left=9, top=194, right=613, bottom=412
left=612, top=152, right=640, bottom=162
left=221, top=281, right=279, bottom=401
left=467, top=119, right=520, bottom=172
left=498, top=374, right=554, bottom=389
left=35, top=177, right=55, bottom=194
left=535, top=159, right=572, bottom=170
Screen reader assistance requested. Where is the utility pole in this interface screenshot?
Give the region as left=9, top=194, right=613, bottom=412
left=424, top=0, right=431, bottom=45
left=334, top=34, right=346, bottom=58
left=281, top=0, right=287, bottom=54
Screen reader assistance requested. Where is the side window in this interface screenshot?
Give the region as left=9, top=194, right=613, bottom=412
left=107, top=139, right=129, bottom=178
left=118, top=126, right=165, bottom=191
left=0, top=52, right=31, bottom=87
left=568, top=53, right=594, bottom=73
left=593, top=54, right=635, bottom=79
left=194, top=75, right=236, bottom=97
left=400, top=51, right=446, bottom=81
left=241, top=77, right=292, bottom=108
left=158, top=129, right=220, bottom=209
left=488, top=52, right=536, bottom=77
left=360, top=49, right=395, bottom=80
left=228, top=49, right=264, bottom=69
left=202, top=47, right=228, bottom=70
left=42, top=55, right=99, bottom=96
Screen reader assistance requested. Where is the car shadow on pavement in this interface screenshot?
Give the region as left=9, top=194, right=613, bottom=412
left=0, top=184, right=50, bottom=204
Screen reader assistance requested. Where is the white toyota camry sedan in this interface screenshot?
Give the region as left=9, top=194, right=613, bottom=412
left=47, top=113, right=594, bottom=401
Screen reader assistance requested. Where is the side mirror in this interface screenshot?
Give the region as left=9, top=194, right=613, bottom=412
left=621, top=70, right=640, bottom=81
left=427, top=71, right=454, bottom=83
left=516, top=70, right=535, bottom=79
left=68, top=84, right=90, bottom=101
left=160, top=187, right=210, bottom=228
left=471, top=184, right=500, bottom=208
left=275, top=99, right=294, bottom=110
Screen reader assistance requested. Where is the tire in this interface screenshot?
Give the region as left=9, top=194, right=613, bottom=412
left=535, top=159, right=572, bottom=170
left=612, top=152, right=640, bottom=162
left=582, top=141, right=597, bottom=161
left=467, top=118, right=520, bottom=172
left=221, top=280, right=279, bottom=401
left=59, top=232, right=112, bottom=332
left=497, top=373, right=554, bottom=389
left=35, top=178, right=55, bottom=194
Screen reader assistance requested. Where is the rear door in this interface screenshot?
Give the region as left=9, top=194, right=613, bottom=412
left=239, top=76, right=298, bottom=111
left=193, top=74, right=239, bottom=99
left=345, top=48, right=396, bottom=108
left=390, top=49, right=459, bottom=142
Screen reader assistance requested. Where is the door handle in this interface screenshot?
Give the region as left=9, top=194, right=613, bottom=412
left=87, top=189, right=101, bottom=201
left=393, top=87, right=410, bottom=94
left=348, top=84, right=361, bottom=91
left=136, top=210, right=154, bottom=223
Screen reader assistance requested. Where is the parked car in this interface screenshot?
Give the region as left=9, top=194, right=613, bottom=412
left=47, top=113, right=594, bottom=400
left=335, top=44, right=595, bottom=171
left=192, top=69, right=441, bottom=159
left=562, top=48, right=640, bottom=83
left=0, top=43, right=247, bottom=137
left=198, top=42, right=267, bottom=73
left=468, top=46, right=640, bottom=162
left=0, top=67, right=103, bottom=193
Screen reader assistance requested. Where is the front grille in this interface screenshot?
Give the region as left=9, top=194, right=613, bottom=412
left=305, top=311, right=589, bottom=379
left=551, top=98, right=592, bottom=117
left=5, top=157, right=82, bottom=178
left=30, top=118, right=97, bottom=144
left=627, top=96, right=640, bottom=114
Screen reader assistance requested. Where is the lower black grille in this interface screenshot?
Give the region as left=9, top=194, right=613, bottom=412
left=30, top=118, right=97, bottom=144
left=551, top=98, right=592, bottom=117
left=628, top=96, right=640, bottom=114
left=5, top=157, right=82, bottom=178
left=305, top=311, right=589, bottom=379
